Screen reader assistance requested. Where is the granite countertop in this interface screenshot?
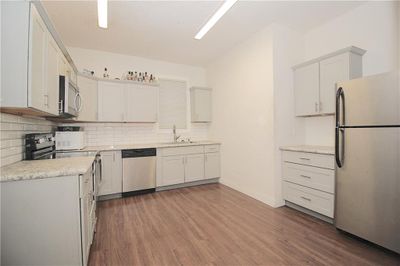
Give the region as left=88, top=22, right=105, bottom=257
left=0, top=156, right=95, bottom=183
left=81, top=141, right=221, bottom=152
left=0, top=141, right=221, bottom=183
left=280, top=145, right=334, bottom=155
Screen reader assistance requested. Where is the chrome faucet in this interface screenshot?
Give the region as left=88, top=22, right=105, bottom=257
left=173, top=124, right=180, bottom=143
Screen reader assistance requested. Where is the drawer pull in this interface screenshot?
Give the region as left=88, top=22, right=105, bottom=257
left=300, top=175, right=311, bottom=179
left=301, top=196, right=311, bottom=201
left=299, top=157, right=311, bottom=161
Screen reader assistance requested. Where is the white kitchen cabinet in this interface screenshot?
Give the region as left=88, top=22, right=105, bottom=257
left=77, top=75, right=98, bottom=121
left=293, top=46, right=365, bottom=116
left=29, top=4, right=47, bottom=112
left=98, top=151, right=123, bottom=196
left=294, top=63, right=320, bottom=116
left=124, top=84, right=158, bottom=122
left=161, top=155, right=186, bottom=186
left=1, top=166, right=96, bottom=265
left=45, top=35, right=61, bottom=115
left=190, top=87, right=212, bottom=122
left=80, top=169, right=92, bottom=266
left=205, top=152, right=220, bottom=179
left=98, top=81, right=125, bottom=122
left=281, top=148, right=335, bottom=219
left=157, top=144, right=220, bottom=187
left=1, top=2, right=77, bottom=117
left=185, top=154, right=205, bottom=182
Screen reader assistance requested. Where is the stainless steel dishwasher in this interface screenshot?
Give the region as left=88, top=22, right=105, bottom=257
left=122, top=148, right=156, bottom=196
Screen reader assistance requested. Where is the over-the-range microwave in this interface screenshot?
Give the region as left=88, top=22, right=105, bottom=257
left=59, top=75, right=81, bottom=118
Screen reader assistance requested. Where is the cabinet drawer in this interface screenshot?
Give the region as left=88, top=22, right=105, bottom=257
left=282, top=162, right=334, bottom=193
left=160, top=146, right=204, bottom=156
left=283, top=181, right=334, bottom=218
left=204, top=144, right=220, bottom=153
left=282, top=151, right=334, bottom=169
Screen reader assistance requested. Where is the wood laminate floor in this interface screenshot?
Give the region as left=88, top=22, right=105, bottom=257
left=89, top=184, right=400, bottom=266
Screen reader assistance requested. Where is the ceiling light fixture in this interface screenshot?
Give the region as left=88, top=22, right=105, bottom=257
left=195, top=0, right=238, bottom=40
left=97, top=0, right=108, bottom=29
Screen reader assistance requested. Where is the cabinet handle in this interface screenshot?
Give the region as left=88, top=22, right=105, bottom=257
left=44, top=95, right=49, bottom=107
left=299, top=157, right=311, bottom=161
left=319, top=102, right=322, bottom=112
left=182, top=157, right=185, bottom=164
left=315, top=102, right=319, bottom=112
left=300, top=174, right=311, bottom=179
left=301, top=196, right=311, bottom=201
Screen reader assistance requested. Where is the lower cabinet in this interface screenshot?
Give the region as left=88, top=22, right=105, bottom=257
left=184, top=154, right=205, bottom=182
left=281, top=150, right=335, bottom=219
left=98, top=151, right=122, bottom=196
left=161, top=155, right=185, bottom=186
left=1, top=166, right=96, bottom=266
left=205, top=152, right=220, bottom=179
left=157, top=145, right=220, bottom=187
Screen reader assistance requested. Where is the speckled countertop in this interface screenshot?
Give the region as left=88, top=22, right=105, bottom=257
left=280, top=145, right=334, bottom=155
left=0, top=141, right=221, bottom=183
left=79, top=141, right=221, bottom=152
left=0, top=156, right=95, bottom=183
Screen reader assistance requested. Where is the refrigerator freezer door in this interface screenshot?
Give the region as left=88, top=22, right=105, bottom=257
left=337, top=72, right=399, bottom=126
left=335, top=127, right=400, bottom=253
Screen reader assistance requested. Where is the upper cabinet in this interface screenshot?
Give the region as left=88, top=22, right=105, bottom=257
left=293, top=46, right=365, bottom=116
left=190, top=87, right=212, bottom=122
left=124, top=84, right=158, bottom=122
left=77, top=75, right=98, bottom=121
left=97, top=80, right=158, bottom=122
left=1, top=2, right=77, bottom=116
left=98, top=81, right=125, bottom=122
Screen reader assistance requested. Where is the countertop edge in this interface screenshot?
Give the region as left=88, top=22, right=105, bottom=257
left=279, top=145, right=335, bottom=155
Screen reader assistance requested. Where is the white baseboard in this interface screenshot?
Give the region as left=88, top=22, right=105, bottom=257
left=219, top=178, right=280, bottom=208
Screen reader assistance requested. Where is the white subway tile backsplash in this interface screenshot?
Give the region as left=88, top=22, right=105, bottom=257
left=0, top=113, right=56, bottom=167
left=61, top=122, right=210, bottom=146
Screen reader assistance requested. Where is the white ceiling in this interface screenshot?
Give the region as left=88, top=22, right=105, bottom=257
left=42, top=1, right=364, bottom=67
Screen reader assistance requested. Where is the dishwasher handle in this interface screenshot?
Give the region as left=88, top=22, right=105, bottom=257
left=122, top=148, right=156, bottom=158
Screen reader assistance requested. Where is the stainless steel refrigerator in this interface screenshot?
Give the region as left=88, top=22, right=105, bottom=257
left=335, top=72, right=400, bottom=254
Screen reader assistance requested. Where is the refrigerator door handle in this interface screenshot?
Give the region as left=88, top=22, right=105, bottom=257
left=335, top=87, right=345, bottom=168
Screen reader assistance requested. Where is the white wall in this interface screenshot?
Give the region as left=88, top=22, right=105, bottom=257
left=301, top=1, right=399, bottom=146
left=67, top=47, right=207, bottom=87
left=272, top=24, right=305, bottom=206
left=207, top=26, right=277, bottom=206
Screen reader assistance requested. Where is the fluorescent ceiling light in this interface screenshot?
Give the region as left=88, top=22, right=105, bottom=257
left=97, top=0, right=108, bottom=29
left=195, top=0, right=238, bottom=40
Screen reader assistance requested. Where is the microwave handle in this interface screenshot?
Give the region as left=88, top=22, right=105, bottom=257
left=74, top=92, right=82, bottom=112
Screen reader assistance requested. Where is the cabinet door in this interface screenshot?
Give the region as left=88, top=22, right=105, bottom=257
left=98, top=151, right=122, bottom=196
left=319, top=53, right=350, bottom=114
left=98, top=82, right=124, bottom=121
left=29, top=5, right=47, bottom=112
left=185, top=154, right=205, bottom=182
left=294, top=63, right=320, bottom=116
left=58, top=54, right=68, bottom=76
left=77, top=75, right=98, bottom=121
left=161, top=155, right=185, bottom=186
left=45, top=36, right=60, bottom=115
left=191, top=88, right=212, bottom=122
left=124, top=84, right=158, bottom=122
left=80, top=171, right=91, bottom=266
left=205, top=152, right=220, bottom=179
